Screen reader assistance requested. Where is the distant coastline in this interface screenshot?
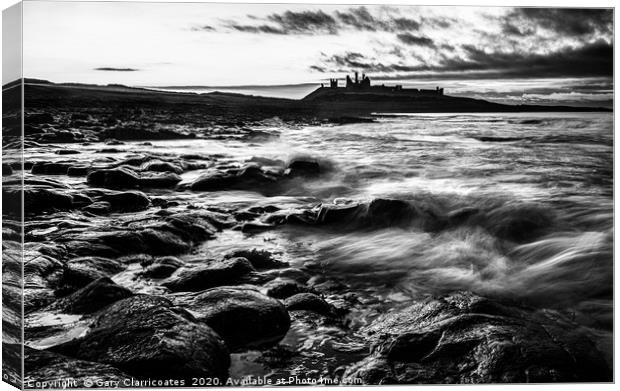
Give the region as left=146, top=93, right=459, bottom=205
left=12, top=78, right=613, bottom=118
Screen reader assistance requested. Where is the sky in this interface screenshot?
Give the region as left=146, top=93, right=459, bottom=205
left=22, top=1, right=613, bottom=106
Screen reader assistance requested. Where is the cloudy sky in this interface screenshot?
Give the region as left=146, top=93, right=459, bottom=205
left=22, top=1, right=613, bottom=106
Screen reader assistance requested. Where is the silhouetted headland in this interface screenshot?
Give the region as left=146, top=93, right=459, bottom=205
left=7, top=77, right=611, bottom=131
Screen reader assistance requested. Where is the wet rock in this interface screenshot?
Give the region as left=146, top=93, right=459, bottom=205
left=25, top=112, right=54, bottom=125
left=3, top=187, right=74, bottom=216
left=190, top=164, right=277, bottom=192
left=54, top=149, right=80, bottom=155
left=141, top=256, right=185, bottom=279
left=46, top=277, right=132, bottom=314
left=82, top=201, right=111, bottom=215
left=285, top=158, right=321, bottom=177
left=87, top=167, right=140, bottom=189
left=264, top=278, right=314, bottom=299
left=139, top=172, right=182, bottom=188
left=97, top=191, right=150, bottom=212
left=142, top=160, right=183, bottom=174
left=162, top=258, right=255, bottom=292
left=62, top=257, right=126, bottom=291
left=61, top=212, right=221, bottom=258
left=31, top=162, right=72, bottom=175
left=225, top=249, right=288, bottom=270
left=344, top=292, right=612, bottom=383
left=50, top=295, right=230, bottom=380
left=25, top=347, right=129, bottom=386
left=284, top=293, right=335, bottom=316
left=2, top=163, right=13, bottom=176
left=172, top=286, right=290, bottom=350
left=66, top=165, right=91, bottom=176
left=38, top=130, right=83, bottom=143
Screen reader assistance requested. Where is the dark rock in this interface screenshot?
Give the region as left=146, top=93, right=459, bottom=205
left=162, top=258, right=255, bottom=292
left=50, top=295, right=230, bottom=380
left=190, top=164, right=277, bottom=192
left=71, top=193, right=93, bottom=207
left=172, top=286, right=290, bottom=350
left=54, top=149, right=80, bottom=155
left=2, top=163, right=13, bottom=176
left=285, top=159, right=321, bottom=177
left=60, top=212, right=221, bottom=258
left=66, top=165, right=91, bottom=176
left=264, top=278, right=314, bottom=299
left=25, top=112, right=54, bottom=125
left=139, top=172, right=182, bottom=188
left=97, top=191, right=150, bottom=212
left=38, top=130, right=83, bottom=143
left=25, top=347, right=129, bottom=385
left=31, top=162, right=72, bottom=175
left=225, top=249, right=288, bottom=269
left=344, top=292, right=612, bottom=383
left=82, top=201, right=111, bottom=215
left=284, top=293, right=334, bottom=316
left=142, top=160, right=183, bottom=174
left=62, top=257, right=126, bottom=290
left=86, top=167, right=140, bottom=189
left=3, top=187, right=73, bottom=216
left=46, top=277, right=132, bottom=314
left=142, top=257, right=185, bottom=279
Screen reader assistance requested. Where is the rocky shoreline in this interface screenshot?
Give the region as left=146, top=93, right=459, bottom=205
left=2, top=85, right=612, bottom=386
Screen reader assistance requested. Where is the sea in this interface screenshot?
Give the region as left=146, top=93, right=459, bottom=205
left=23, top=111, right=614, bottom=374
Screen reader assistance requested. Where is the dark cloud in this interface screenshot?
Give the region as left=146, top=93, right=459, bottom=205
left=440, top=39, right=613, bottom=77
left=503, top=8, right=612, bottom=37
left=314, top=40, right=613, bottom=79
left=94, top=67, right=139, bottom=72
left=396, top=33, right=435, bottom=47
left=221, top=6, right=422, bottom=35
left=266, top=10, right=338, bottom=34
left=229, top=24, right=286, bottom=34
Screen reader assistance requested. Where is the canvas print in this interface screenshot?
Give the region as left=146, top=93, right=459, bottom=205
left=2, top=1, right=614, bottom=388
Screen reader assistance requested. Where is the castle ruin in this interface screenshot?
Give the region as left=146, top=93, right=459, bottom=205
left=324, top=72, right=444, bottom=96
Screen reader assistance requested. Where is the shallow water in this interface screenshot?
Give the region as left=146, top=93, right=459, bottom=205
left=21, top=111, right=614, bottom=374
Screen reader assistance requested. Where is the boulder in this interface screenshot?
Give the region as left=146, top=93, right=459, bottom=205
left=82, top=201, right=111, bottom=215
left=139, top=172, right=182, bottom=188
left=284, top=293, right=334, bottom=316
left=264, top=278, right=314, bottom=299
left=344, top=292, right=612, bottom=383
left=285, top=159, right=321, bottom=177
left=50, top=295, right=230, bottom=380
left=66, top=165, right=91, bottom=176
left=62, top=257, right=126, bottom=290
left=86, top=167, right=140, bottom=189
left=162, top=258, right=255, bottom=292
left=31, top=162, right=73, bottom=175
left=141, top=160, right=183, bottom=174
left=172, top=286, right=290, bottom=350
left=3, top=187, right=73, bottom=216
left=190, top=164, right=277, bottom=192
left=46, top=277, right=132, bottom=314
left=60, top=213, right=221, bottom=258
left=2, top=163, right=13, bottom=176
left=141, top=256, right=185, bottom=279
left=97, top=191, right=150, bottom=212
left=54, top=149, right=80, bottom=155
left=224, top=249, right=288, bottom=269
left=25, top=112, right=54, bottom=125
